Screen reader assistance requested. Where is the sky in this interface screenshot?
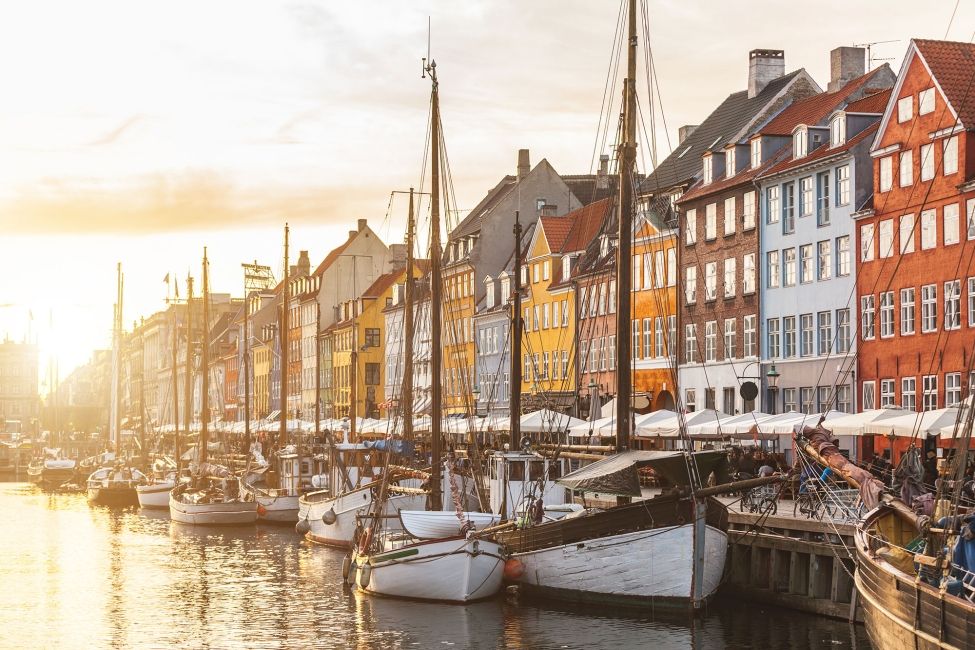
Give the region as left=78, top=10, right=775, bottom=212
left=1, top=0, right=972, bottom=392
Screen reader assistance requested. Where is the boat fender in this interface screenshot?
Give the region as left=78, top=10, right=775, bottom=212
left=359, top=562, right=372, bottom=589
left=322, top=507, right=337, bottom=525
left=295, top=518, right=311, bottom=535
left=358, top=527, right=373, bottom=554
left=472, top=540, right=480, bottom=556
left=503, top=558, right=525, bottom=581
left=342, top=554, right=353, bottom=580
left=257, top=504, right=267, bottom=517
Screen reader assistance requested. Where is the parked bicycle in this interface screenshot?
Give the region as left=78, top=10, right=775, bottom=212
left=740, top=484, right=778, bottom=515
left=793, top=478, right=835, bottom=520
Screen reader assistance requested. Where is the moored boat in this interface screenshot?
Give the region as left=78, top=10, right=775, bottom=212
left=27, top=453, right=76, bottom=489
left=169, top=476, right=258, bottom=525
left=399, top=510, right=500, bottom=539
left=87, top=463, right=147, bottom=507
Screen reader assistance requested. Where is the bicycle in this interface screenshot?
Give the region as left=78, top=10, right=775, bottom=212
left=739, top=484, right=778, bottom=515
left=793, top=479, right=835, bottom=520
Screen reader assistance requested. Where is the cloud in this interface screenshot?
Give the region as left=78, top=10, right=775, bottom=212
left=87, top=115, right=144, bottom=147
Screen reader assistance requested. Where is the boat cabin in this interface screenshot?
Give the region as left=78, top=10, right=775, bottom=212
left=488, top=451, right=570, bottom=520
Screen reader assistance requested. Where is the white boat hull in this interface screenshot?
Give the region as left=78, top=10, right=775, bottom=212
left=356, top=537, right=505, bottom=603
left=399, top=510, right=501, bottom=539
left=299, top=488, right=427, bottom=548
left=169, top=492, right=258, bottom=526
left=136, top=480, right=175, bottom=509
left=511, top=524, right=727, bottom=607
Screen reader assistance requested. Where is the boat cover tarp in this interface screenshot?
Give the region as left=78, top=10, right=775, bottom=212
left=363, top=439, right=415, bottom=457
left=556, top=450, right=728, bottom=496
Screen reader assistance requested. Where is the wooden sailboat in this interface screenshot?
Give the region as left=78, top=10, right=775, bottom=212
left=88, top=263, right=147, bottom=506
left=170, top=248, right=257, bottom=525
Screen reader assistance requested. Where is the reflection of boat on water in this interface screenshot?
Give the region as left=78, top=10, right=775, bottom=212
left=351, top=588, right=506, bottom=644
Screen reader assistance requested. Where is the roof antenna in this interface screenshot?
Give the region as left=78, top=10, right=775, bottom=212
left=422, top=16, right=431, bottom=78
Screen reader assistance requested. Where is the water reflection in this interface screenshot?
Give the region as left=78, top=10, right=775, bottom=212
left=0, top=482, right=869, bottom=649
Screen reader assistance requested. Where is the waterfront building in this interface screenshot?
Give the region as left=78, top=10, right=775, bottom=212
left=383, top=276, right=432, bottom=418
left=856, top=39, right=975, bottom=419
left=0, top=339, right=40, bottom=433
left=475, top=265, right=518, bottom=418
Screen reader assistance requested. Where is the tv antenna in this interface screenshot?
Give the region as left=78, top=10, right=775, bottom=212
left=854, top=40, right=898, bottom=71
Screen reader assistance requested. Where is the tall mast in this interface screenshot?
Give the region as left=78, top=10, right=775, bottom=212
left=171, top=298, right=180, bottom=472
left=139, top=336, right=146, bottom=467
left=426, top=58, right=443, bottom=511
left=614, top=0, right=637, bottom=455
left=510, top=212, right=523, bottom=440
left=183, top=275, right=194, bottom=468
left=112, top=263, right=123, bottom=457
left=402, top=188, right=416, bottom=443
left=200, top=249, right=210, bottom=466
left=243, top=271, right=251, bottom=453
left=280, top=224, right=290, bottom=450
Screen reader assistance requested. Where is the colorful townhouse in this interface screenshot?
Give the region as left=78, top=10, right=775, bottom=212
left=383, top=278, right=433, bottom=418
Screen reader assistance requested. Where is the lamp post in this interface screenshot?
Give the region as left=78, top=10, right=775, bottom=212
left=766, top=364, right=781, bottom=415
left=471, top=385, right=480, bottom=417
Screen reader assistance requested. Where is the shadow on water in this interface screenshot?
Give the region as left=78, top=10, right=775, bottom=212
left=0, top=482, right=871, bottom=649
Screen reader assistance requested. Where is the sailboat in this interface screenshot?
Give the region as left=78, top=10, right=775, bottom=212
left=170, top=248, right=258, bottom=525
left=349, top=62, right=506, bottom=604
left=27, top=450, right=76, bottom=490
left=88, top=263, right=147, bottom=507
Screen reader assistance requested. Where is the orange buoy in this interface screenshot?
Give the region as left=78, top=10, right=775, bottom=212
left=503, top=558, right=525, bottom=580
left=257, top=504, right=267, bottom=517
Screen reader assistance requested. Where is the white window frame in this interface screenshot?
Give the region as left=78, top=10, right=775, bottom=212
left=880, top=291, right=895, bottom=338
left=862, top=381, right=876, bottom=410
left=900, top=214, right=915, bottom=254
left=901, top=287, right=915, bottom=335
left=784, top=248, right=796, bottom=287
left=919, top=88, right=934, bottom=115
left=724, top=196, right=736, bottom=235
left=879, top=156, right=893, bottom=193
left=685, top=266, right=697, bottom=304
left=723, top=257, right=736, bottom=298
left=743, top=253, right=756, bottom=294
left=767, top=318, right=780, bottom=358
left=899, top=150, right=913, bottom=188
left=945, top=203, right=960, bottom=245
left=837, top=236, right=850, bottom=276
left=860, top=223, right=875, bottom=262
left=743, top=191, right=756, bottom=230
left=724, top=318, right=736, bottom=360
left=944, top=136, right=959, bottom=176
left=767, top=250, right=780, bottom=289
left=921, top=284, right=938, bottom=333
left=705, top=203, right=717, bottom=240
left=897, top=96, right=913, bottom=123
left=744, top=315, right=756, bottom=358
left=921, top=209, right=937, bottom=250
left=705, top=262, right=717, bottom=301
left=685, top=209, right=697, bottom=245
left=920, top=143, right=934, bottom=181
left=751, top=139, right=762, bottom=169
left=902, top=377, right=916, bottom=411
left=817, top=240, right=831, bottom=281
left=945, top=280, right=961, bottom=330
left=878, top=219, right=893, bottom=259
left=862, top=294, right=875, bottom=340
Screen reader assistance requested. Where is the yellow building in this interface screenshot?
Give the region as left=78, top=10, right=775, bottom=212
left=441, top=259, right=476, bottom=415
left=521, top=199, right=609, bottom=412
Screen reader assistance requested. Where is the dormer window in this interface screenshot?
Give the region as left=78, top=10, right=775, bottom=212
left=562, top=255, right=572, bottom=280
left=793, top=127, right=807, bottom=158
left=484, top=276, right=495, bottom=309
left=500, top=273, right=511, bottom=304
left=726, top=148, right=736, bottom=179
left=536, top=198, right=546, bottom=213
left=830, top=113, right=846, bottom=147
left=702, top=154, right=713, bottom=185
left=750, top=139, right=761, bottom=169
left=599, top=234, right=610, bottom=258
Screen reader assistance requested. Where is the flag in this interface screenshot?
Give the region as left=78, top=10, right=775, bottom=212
left=163, top=272, right=170, bottom=284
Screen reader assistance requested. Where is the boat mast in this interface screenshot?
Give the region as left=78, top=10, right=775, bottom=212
left=243, top=269, right=251, bottom=456
left=200, top=249, right=210, bottom=466
left=171, top=297, right=180, bottom=473
left=425, top=57, right=443, bottom=511
left=510, top=211, right=523, bottom=441
left=139, top=336, right=146, bottom=467
left=614, top=0, right=637, bottom=457
left=112, top=262, right=123, bottom=458
left=183, top=275, right=194, bottom=469
left=280, top=224, right=290, bottom=451
left=403, top=188, right=416, bottom=444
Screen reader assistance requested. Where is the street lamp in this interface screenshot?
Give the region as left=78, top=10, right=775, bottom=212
left=766, top=364, right=781, bottom=415
left=471, top=385, right=480, bottom=417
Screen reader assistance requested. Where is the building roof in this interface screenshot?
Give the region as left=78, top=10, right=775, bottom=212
left=914, top=39, right=975, bottom=128
left=845, top=88, right=891, bottom=114
left=641, top=69, right=807, bottom=193
left=361, top=269, right=402, bottom=299
left=561, top=198, right=613, bottom=253
left=759, top=122, right=880, bottom=179
left=311, top=231, right=356, bottom=277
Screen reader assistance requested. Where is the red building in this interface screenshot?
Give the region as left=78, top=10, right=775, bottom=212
left=856, top=39, right=975, bottom=420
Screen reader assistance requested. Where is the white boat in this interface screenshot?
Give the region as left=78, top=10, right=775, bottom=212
left=169, top=478, right=258, bottom=526
left=27, top=453, right=76, bottom=489
left=241, top=481, right=300, bottom=524
left=353, top=535, right=505, bottom=603
left=87, top=464, right=147, bottom=507
left=299, top=483, right=427, bottom=548
left=399, top=510, right=500, bottom=539
left=136, top=477, right=176, bottom=509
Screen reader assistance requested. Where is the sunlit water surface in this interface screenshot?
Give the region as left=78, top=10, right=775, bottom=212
left=0, top=482, right=871, bottom=649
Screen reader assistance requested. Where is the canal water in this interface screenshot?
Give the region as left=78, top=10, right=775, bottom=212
left=0, top=482, right=871, bottom=649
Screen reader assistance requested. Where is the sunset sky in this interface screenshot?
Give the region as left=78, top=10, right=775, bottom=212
left=0, top=0, right=971, bottom=390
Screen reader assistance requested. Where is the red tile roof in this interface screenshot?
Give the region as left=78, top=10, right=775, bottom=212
left=312, top=233, right=355, bottom=277
left=538, top=215, right=574, bottom=253
left=759, top=122, right=880, bottom=179
left=361, top=270, right=401, bottom=298
left=560, top=198, right=613, bottom=253
left=846, top=88, right=891, bottom=114
left=914, top=39, right=975, bottom=128
left=760, top=68, right=888, bottom=136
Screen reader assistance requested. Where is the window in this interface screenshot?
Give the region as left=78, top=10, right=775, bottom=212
left=654, top=251, right=665, bottom=288
left=724, top=387, right=736, bottom=414
left=794, top=129, right=807, bottom=158
left=836, top=165, right=850, bottom=206
left=860, top=223, right=875, bottom=262
left=879, top=219, right=893, bottom=258
left=744, top=315, right=757, bottom=357
left=880, top=291, right=895, bottom=338
left=969, top=278, right=975, bottom=327
left=836, top=236, right=850, bottom=276
left=901, top=288, right=916, bottom=335
left=543, top=260, right=550, bottom=281
left=862, top=381, right=876, bottom=410
left=897, top=95, right=913, bottom=123
left=801, top=387, right=815, bottom=414
left=945, top=203, right=960, bottom=245
left=817, top=241, right=831, bottom=281
left=902, top=377, right=916, bottom=411
left=705, top=203, right=717, bottom=240
left=643, top=318, right=653, bottom=359
left=667, top=249, right=676, bottom=286
left=608, top=336, right=616, bottom=370
left=534, top=305, right=540, bottom=329
left=817, top=171, right=831, bottom=226
left=783, top=388, right=798, bottom=412
left=767, top=186, right=780, bottom=224
left=783, top=183, right=795, bottom=234
left=767, top=251, right=780, bottom=288
left=899, top=214, right=915, bottom=254
left=836, top=309, right=851, bottom=353
left=724, top=318, right=736, bottom=360
left=800, top=177, right=814, bottom=216
left=705, top=262, right=717, bottom=301
left=880, top=379, right=895, bottom=407
left=920, top=143, right=934, bottom=181
left=751, top=138, right=762, bottom=169
left=597, top=340, right=606, bottom=372
left=920, top=209, right=937, bottom=250
left=922, top=375, right=938, bottom=411
left=919, top=87, right=935, bottom=115
left=800, top=313, right=814, bottom=357
left=685, top=324, right=698, bottom=363
left=743, top=253, right=756, bottom=294
left=945, top=280, right=961, bottom=330
left=743, top=191, right=756, bottom=229
left=727, top=148, right=736, bottom=178
left=969, top=199, right=975, bottom=240
left=608, top=280, right=616, bottom=313
left=543, top=303, right=550, bottom=329
left=837, top=385, right=852, bottom=412
left=631, top=319, right=641, bottom=358
left=947, top=373, right=962, bottom=407
left=783, top=316, right=796, bottom=358
left=364, top=328, right=381, bottom=347
left=818, top=386, right=832, bottom=412
left=945, top=136, right=959, bottom=175
left=705, top=388, right=716, bottom=410
left=685, top=266, right=697, bottom=304
left=705, top=321, right=717, bottom=362
left=542, top=352, right=550, bottom=378
left=767, top=318, right=780, bottom=358
left=685, top=209, right=697, bottom=245
left=668, top=316, right=677, bottom=358
left=724, top=196, right=736, bottom=235
left=830, top=114, right=845, bottom=147
left=921, top=284, right=938, bottom=332
left=862, top=295, right=876, bottom=340
left=723, top=258, right=736, bottom=298
left=579, top=341, right=589, bottom=372
left=784, top=248, right=797, bottom=287
left=562, top=351, right=569, bottom=379
left=364, top=363, right=380, bottom=386
left=703, top=155, right=713, bottom=184
left=597, top=284, right=606, bottom=315
left=879, top=156, right=893, bottom=192
left=799, top=244, right=813, bottom=284
left=533, top=264, right=539, bottom=283
left=899, top=150, right=913, bottom=187
left=685, top=388, right=697, bottom=412
left=818, top=311, right=832, bottom=355
left=655, top=317, right=664, bottom=357
left=562, top=300, right=569, bottom=327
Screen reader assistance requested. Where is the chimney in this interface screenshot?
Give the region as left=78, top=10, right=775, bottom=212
left=517, top=149, right=531, bottom=180
left=358, top=218, right=368, bottom=232
left=748, top=49, right=785, bottom=99
left=387, top=243, right=407, bottom=270
left=828, top=46, right=866, bottom=93
left=596, top=154, right=610, bottom=189
left=297, top=250, right=310, bottom=276
left=678, top=125, right=699, bottom=144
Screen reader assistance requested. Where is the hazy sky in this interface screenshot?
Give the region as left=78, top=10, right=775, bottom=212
left=0, top=0, right=971, bottom=388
